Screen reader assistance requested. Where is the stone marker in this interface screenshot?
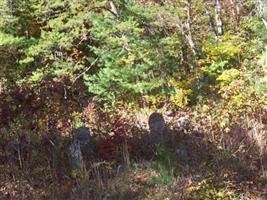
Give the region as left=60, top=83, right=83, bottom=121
left=69, top=127, right=93, bottom=170
left=175, top=145, right=189, bottom=163
left=148, top=112, right=166, bottom=142
left=69, top=141, right=83, bottom=170
left=74, top=127, right=92, bottom=146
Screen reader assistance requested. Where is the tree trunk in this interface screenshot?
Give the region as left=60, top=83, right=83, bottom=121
left=204, top=5, right=218, bottom=39
left=213, top=0, right=223, bottom=36
left=229, top=0, right=241, bottom=26
left=180, top=0, right=199, bottom=59
left=256, top=0, right=267, bottom=28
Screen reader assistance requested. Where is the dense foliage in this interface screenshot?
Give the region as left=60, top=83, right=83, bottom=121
left=0, top=0, right=266, bottom=106
left=0, top=0, right=266, bottom=199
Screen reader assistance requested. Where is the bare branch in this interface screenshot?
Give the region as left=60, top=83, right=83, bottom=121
left=71, top=56, right=100, bottom=86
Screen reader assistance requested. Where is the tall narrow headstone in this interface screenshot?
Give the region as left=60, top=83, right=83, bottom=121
left=148, top=112, right=166, bottom=143
left=69, top=141, right=83, bottom=170
left=69, top=127, right=93, bottom=170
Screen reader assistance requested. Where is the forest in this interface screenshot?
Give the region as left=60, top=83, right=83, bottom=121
left=0, top=0, right=266, bottom=199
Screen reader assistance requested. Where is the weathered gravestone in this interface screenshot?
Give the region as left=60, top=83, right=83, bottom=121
left=175, top=145, right=190, bottom=163
left=74, top=127, right=92, bottom=146
left=69, top=141, right=83, bottom=170
left=148, top=112, right=166, bottom=143
left=69, top=127, right=93, bottom=170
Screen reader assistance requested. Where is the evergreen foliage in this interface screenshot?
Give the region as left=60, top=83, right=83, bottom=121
left=0, top=0, right=266, bottom=106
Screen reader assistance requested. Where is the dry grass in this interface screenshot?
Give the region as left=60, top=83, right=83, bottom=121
left=1, top=108, right=267, bottom=199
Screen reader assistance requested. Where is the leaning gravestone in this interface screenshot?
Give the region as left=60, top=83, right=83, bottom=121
left=148, top=112, right=166, bottom=143
left=69, top=127, right=93, bottom=170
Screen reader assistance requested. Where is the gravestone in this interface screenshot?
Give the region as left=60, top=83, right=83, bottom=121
left=69, top=141, right=83, bottom=170
left=69, top=127, right=93, bottom=170
left=175, top=145, right=190, bottom=163
left=74, top=127, right=92, bottom=146
left=148, top=112, right=166, bottom=143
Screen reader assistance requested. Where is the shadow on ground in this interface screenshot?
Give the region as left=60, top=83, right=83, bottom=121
left=1, top=120, right=266, bottom=199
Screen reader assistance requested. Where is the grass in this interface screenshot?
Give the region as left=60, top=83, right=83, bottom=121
left=0, top=112, right=266, bottom=199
